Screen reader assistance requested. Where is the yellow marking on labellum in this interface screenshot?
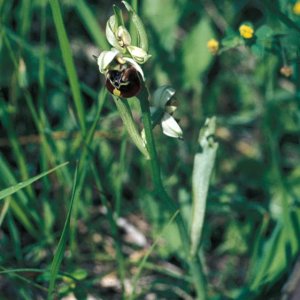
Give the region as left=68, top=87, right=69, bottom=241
left=113, top=88, right=121, bottom=96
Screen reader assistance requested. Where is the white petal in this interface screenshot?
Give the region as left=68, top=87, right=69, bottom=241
left=127, top=45, right=151, bottom=64
left=161, top=113, right=183, bottom=139
left=106, top=15, right=123, bottom=51
left=123, top=57, right=145, bottom=81
left=97, top=49, right=119, bottom=73
left=153, top=86, right=176, bottom=109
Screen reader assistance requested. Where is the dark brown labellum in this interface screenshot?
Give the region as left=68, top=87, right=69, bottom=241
left=105, top=66, right=142, bottom=98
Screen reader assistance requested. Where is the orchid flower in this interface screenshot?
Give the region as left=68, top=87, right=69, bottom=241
left=97, top=1, right=151, bottom=98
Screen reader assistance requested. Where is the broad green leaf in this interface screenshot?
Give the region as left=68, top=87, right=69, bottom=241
left=190, top=117, right=218, bottom=257
left=255, top=25, right=274, bottom=39
left=182, top=17, right=214, bottom=89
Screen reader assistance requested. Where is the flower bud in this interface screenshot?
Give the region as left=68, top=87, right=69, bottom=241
left=207, top=39, right=219, bottom=55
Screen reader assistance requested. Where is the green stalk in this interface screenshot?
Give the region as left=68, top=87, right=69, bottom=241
left=138, top=90, right=207, bottom=299
left=139, top=93, right=161, bottom=187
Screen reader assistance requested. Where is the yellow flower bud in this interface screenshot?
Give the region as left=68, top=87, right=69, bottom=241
left=207, top=39, right=219, bottom=55
left=293, top=1, right=300, bottom=15
left=239, top=24, right=254, bottom=39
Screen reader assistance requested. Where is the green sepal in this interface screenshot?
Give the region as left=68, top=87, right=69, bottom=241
left=113, top=4, right=125, bottom=27
left=122, top=1, right=148, bottom=51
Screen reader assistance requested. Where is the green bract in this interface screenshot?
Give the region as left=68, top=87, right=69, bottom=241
left=122, top=1, right=149, bottom=51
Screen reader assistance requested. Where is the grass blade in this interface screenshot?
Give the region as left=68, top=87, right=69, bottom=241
left=47, top=166, right=78, bottom=300
left=49, top=0, right=86, bottom=135
left=0, top=162, right=69, bottom=201
left=75, top=0, right=108, bottom=50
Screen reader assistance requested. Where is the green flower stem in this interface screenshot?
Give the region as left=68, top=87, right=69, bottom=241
left=139, top=93, right=162, bottom=187
left=139, top=90, right=207, bottom=300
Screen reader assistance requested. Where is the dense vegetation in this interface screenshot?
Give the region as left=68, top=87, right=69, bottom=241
left=0, top=0, right=300, bottom=299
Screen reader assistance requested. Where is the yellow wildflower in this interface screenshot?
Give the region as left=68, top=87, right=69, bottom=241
left=293, top=1, right=300, bottom=15
left=239, top=24, right=254, bottom=39
left=207, top=39, right=219, bottom=55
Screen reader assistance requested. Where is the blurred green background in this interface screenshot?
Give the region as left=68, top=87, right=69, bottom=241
left=0, top=0, right=300, bottom=299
